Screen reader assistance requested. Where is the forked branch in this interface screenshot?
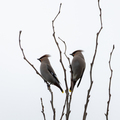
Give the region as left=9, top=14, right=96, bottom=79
left=58, top=37, right=73, bottom=120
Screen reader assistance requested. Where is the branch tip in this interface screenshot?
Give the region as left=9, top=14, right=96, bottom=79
left=83, top=0, right=103, bottom=119
left=105, top=45, right=115, bottom=120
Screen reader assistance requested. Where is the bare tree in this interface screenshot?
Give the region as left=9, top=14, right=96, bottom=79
left=19, top=0, right=114, bottom=120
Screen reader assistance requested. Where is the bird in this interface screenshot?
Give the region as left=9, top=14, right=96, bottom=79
left=69, top=50, right=86, bottom=92
left=37, top=54, right=64, bottom=93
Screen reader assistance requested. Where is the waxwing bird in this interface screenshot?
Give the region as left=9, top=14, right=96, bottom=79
left=37, top=54, right=64, bottom=93
left=70, top=50, right=86, bottom=92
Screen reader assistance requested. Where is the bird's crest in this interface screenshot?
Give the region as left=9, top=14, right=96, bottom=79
left=38, top=54, right=50, bottom=61
left=40, top=54, right=51, bottom=59
left=70, top=50, right=83, bottom=56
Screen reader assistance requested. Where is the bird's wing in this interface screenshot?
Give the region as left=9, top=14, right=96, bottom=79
left=77, top=68, right=85, bottom=87
left=47, top=64, right=60, bottom=83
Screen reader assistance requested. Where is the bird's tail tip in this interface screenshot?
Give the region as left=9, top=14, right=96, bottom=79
left=69, top=89, right=72, bottom=92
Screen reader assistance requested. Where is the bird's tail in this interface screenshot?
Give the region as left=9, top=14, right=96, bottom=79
left=59, top=86, right=64, bottom=93
left=54, top=82, right=64, bottom=93
left=69, top=80, right=76, bottom=92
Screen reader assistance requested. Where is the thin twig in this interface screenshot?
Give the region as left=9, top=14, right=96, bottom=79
left=40, top=98, right=46, bottom=120
left=105, top=45, right=115, bottom=120
left=48, top=87, right=56, bottom=120
left=82, top=0, right=103, bottom=120
left=60, top=98, right=66, bottom=120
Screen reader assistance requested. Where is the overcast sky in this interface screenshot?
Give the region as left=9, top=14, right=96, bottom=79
left=0, top=0, right=120, bottom=120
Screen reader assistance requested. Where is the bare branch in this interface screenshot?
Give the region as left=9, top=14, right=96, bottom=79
left=48, top=87, right=56, bottom=120
left=82, top=0, right=103, bottom=120
left=105, top=45, right=115, bottom=120
left=19, top=31, right=56, bottom=119
left=60, top=98, right=66, bottom=120
left=19, top=31, right=42, bottom=78
left=58, top=37, right=73, bottom=120
left=40, top=98, right=46, bottom=120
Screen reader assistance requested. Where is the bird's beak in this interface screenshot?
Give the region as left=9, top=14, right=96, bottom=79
left=70, top=53, right=73, bottom=56
left=37, top=58, right=41, bottom=62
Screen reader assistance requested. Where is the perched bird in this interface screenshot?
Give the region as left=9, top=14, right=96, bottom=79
left=70, top=50, right=86, bottom=92
left=37, top=54, right=64, bottom=93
